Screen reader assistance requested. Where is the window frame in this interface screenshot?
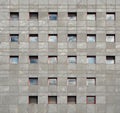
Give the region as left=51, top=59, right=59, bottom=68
left=10, top=12, right=19, bottom=20
left=29, top=12, right=38, bottom=20
left=87, top=96, right=96, bottom=104
left=49, top=12, right=58, bottom=20
left=106, top=12, right=115, bottom=21
left=87, top=12, right=96, bottom=21
left=29, top=96, right=38, bottom=104
left=67, top=56, right=77, bottom=64
left=86, top=77, right=96, bottom=86
left=48, top=96, right=57, bottom=104
left=67, top=77, right=77, bottom=86
left=87, top=34, right=96, bottom=42
left=48, top=77, right=57, bottom=86
left=106, top=56, right=115, bottom=64
left=67, top=96, right=76, bottom=104
left=68, top=12, right=77, bottom=20
left=10, top=56, right=19, bottom=64
left=29, top=56, right=38, bottom=64
left=10, top=34, right=19, bottom=42
left=29, top=77, right=38, bottom=85
left=29, top=34, right=38, bottom=42
left=87, top=56, right=96, bottom=64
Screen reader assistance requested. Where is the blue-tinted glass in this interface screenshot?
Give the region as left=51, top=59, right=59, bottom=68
left=49, top=14, right=57, bottom=20
left=88, top=57, right=95, bottom=64
left=30, top=57, right=38, bottom=64
left=10, top=57, right=18, bottom=64
left=29, top=78, right=38, bottom=85
left=11, top=36, right=18, bottom=42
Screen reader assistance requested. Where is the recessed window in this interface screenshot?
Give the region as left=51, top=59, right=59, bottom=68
left=49, top=12, right=57, bottom=20
left=10, top=12, right=19, bottom=20
left=68, top=56, right=77, bottom=64
left=48, top=56, right=57, bottom=64
left=106, top=12, right=115, bottom=20
left=48, top=96, right=57, bottom=104
left=86, top=77, right=96, bottom=86
left=29, top=56, right=38, bottom=64
left=87, top=12, right=96, bottom=20
left=29, top=34, right=38, bottom=42
left=67, top=96, right=76, bottom=104
left=29, top=77, right=38, bottom=85
left=106, top=34, right=115, bottom=42
left=68, top=12, right=77, bottom=20
left=87, top=56, right=96, bottom=64
left=10, top=56, right=19, bottom=64
left=29, top=12, right=38, bottom=20
left=48, top=34, right=57, bottom=42
left=48, top=78, right=57, bottom=85
left=67, top=34, right=77, bottom=42
left=106, top=56, right=115, bottom=64
left=87, top=96, right=96, bottom=104
left=87, top=34, right=96, bottom=42
left=29, top=96, right=38, bottom=104
left=67, top=77, right=76, bottom=86
left=10, top=34, right=19, bottom=42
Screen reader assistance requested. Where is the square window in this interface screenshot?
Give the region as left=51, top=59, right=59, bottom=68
left=87, top=34, right=96, bottom=42
left=48, top=34, right=57, bottom=42
left=87, top=12, right=96, bottom=20
left=67, top=34, right=77, bottom=42
left=10, top=12, right=19, bottom=20
left=87, top=77, right=96, bottom=86
left=68, top=56, right=77, bottom=64
left=87, top=96, right=96, bottom=104
left=87, top=56, right=96, bottom=64
left=29, top=34, right=38, bottom=42
left=68, top=12, right=77, bottom=20
left=48, top=56, right=57, bottom=64
left=10, top=34, right=19, bottom=42
left=49, top=12, right=57, bottom=20
left=48, top=78, right=57, bottom=85
left=67, top=78, right=76, bottom=86
left=106, top=34, right=115, bottom=42
left=29, top=96, right=38, bottom=104
left=29, top=77, right=38, bottom=85
left=29, top=12, right=38, bottom=20
left=29, top=56, right=38, bottom=64
left=10, top=56, right=19, bottom=64
left=106, top=56, right=115, bottom=64
left=48, top=96, right=57, bottom=104
left=67, top=96, right=76, bottom=104
left=106, top=13, right=115, bottom=20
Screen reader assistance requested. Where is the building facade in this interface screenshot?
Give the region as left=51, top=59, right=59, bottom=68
left=0, top=0, right=120, bottom=113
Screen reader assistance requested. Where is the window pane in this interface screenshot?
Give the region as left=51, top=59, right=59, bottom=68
left=68, top=56, right=77, bottom=64
left=48, top=96, right=57, bottom=104
left=48, top=56, right=57, bottom=64
left=68, top=96, right=76, bottom=104
left=87, top=56, right=96, bottom=64
left=87, top=78, right=96, bottom=86
left=29, top=96, right=38, bottom=104
left=30, top=12, right=38, bottom=19
left=68, top=13, right=77, bottom=20
left=87, top=35, right=96, bottom=42
left=67, top=78, right=76, bottom=85
left=29, top=34, right=38, bottom=42
left=29, top=56, right=38, bottom=64
left=10, top=12, right=19, bottom=20
left=106, top=13, right=115, bottom=20
left=49, top=13, right=57, bottom=20
left=10, top=56, right=19, bottom=64
left=106, top=56, right=115, bottom=64
left=10, top=34, right=19, bottom=42
left=29, top=78, right=38, bottom=85
left=48, top=78, right=57, bottom=85
left=68, top=35, right=77, bottom=42
left=48, top=35, right=57, bottom=42
left=87, top=96, right=96, bottom=104
left=106, top=35, right=115, bottom=42
left=87, top=13, right=96, bottom=20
